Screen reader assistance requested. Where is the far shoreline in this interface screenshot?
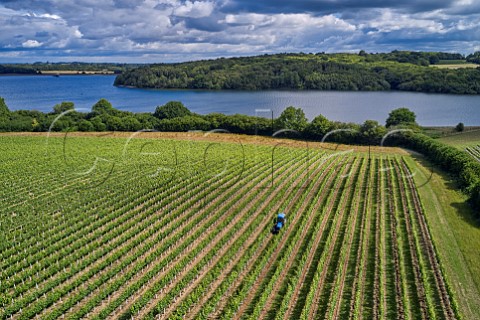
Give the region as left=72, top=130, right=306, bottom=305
left=0, top=71, right=116, bottom=76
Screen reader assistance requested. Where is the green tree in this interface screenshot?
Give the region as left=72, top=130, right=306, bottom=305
left=92, top=98, right=115, bottom=115
left=456, top=122, right=465, bottom=132
left=153, top=101, right=192, bottom=120
left=0, top=97, right=10, bottom=118
left=31, top=118, right=40, bottom=131
left=204, top=113, right=228, bottom=129
left=358, top=50, right=367, bottom=57
left=360, top=120, right=386, bottom=144
left=386, top=107, right=417, bottom=127
left=134, top=113, right=157, bottom=129
left=50, top=119, right=72, bottom=132
left=104, top=115, right=123, bottom=131
left=90, top=116, right=107, bottom=131
left=466, top=51, right=480, bottom=64
left=429, top=55, right=440, bottom=65
left=78, top=119, right=94, bottom=132
left=157, top=116, right=210, bottom=131
left=304, top=114, right=332, bottom=138
left=53, top=101, right=75, bottom=114
left=122, top=116, right=142, bottom=131
left=276, top=106, right=308, bottom=132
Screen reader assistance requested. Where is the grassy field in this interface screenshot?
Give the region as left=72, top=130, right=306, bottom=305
left=436, top=60, right=469, bottom=65
left=431, top=60, right=479, bottom=69
left=408, top=156, right=480, bottom=319
left=430, top=64, right=478, bottom=69
left=437, top=129, right=480, bottom=149
left=0, top=133, right=477, bottom=319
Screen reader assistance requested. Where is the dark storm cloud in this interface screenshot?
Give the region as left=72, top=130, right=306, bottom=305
left=113, top=0, right=145, bottom=9
left=220, top=0, right=456, bottom=15
left=183, top=15, right=228, bottom=32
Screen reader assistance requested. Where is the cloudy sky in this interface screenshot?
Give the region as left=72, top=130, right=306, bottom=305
left=0, top=0, right=479, bottom=63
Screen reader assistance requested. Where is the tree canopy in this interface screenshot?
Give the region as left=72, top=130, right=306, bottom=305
left=360, top=120, right=387, bottom=144
left=466, top=52, right=480, bottom=64
left=92, top=98, right=116, bottom=115
left=0, top=97, right=10, bottom=118
left=153, top=101, right=192, bottom=120
left=53, top=101, right=75, bottom=114
left=386, top=107, right=417, bottom=128
left=304, top=114, right=332, bottom=138
left=275, top=106, right=308, bottom=132
left=114, top=51, right=480, bottom=94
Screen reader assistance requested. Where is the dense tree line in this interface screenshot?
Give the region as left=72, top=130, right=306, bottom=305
left=395, top=132, right=480, bottom=216
left=364, top=50, right=464, bottom=65
left=0, top=98, right=275, bottom=135
left=466, top=52, right=480, bottom=64
left=114, top=51, right=480, bottom=94
left=0, top=97, right=421, bottom=145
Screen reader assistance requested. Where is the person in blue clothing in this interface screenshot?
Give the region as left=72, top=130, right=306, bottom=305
left=271, top=212, right=286, bottom=234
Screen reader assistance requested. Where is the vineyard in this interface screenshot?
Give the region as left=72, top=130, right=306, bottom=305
left=0, top=134, right=458, bottom=319
left=465, top=145, right=480, bottom=162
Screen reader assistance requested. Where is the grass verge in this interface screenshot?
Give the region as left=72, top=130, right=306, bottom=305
left=437, top=129, right=480, bottom=149
left=406, top=155, right=480, bottom=319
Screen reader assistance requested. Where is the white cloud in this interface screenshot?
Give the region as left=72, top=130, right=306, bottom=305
left=360, top=9, right=447, bottom=33
left=74, top=29, right=83, bottom=38
left=223, top=13, right=275, bottom=26
left=174, top=1, right=215, bottom=18
left=22, top=39, right=42, bottom=48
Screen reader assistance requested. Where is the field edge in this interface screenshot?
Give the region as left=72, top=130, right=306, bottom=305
left=407, top=155, right=480, bottom=320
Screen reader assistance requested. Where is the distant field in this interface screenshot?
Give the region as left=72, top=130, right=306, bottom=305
left=0, top=134, right=478, bottom=319
left=422, top=126, right=480, bottom=140
left=431, top=63, right=478, bottom=69
left=436, top=60, right=469, bottom=65
left=437, top=129, right=480, bottom=148
left=40, top=70, right=115, bottom=75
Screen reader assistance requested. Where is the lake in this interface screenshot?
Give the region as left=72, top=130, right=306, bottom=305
left=1, top=75, right=480, bottom=126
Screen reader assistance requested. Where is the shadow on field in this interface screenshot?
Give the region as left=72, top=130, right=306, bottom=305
left=410, top=154, right=480, bottom=228
left=451, top=202, right=480, bottom=227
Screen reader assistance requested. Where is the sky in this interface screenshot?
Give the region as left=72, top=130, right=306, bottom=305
left=0, top=0, right=479, bottom=63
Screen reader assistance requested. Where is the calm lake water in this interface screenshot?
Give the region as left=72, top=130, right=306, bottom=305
left=1, top=75, right=480, bottom=126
